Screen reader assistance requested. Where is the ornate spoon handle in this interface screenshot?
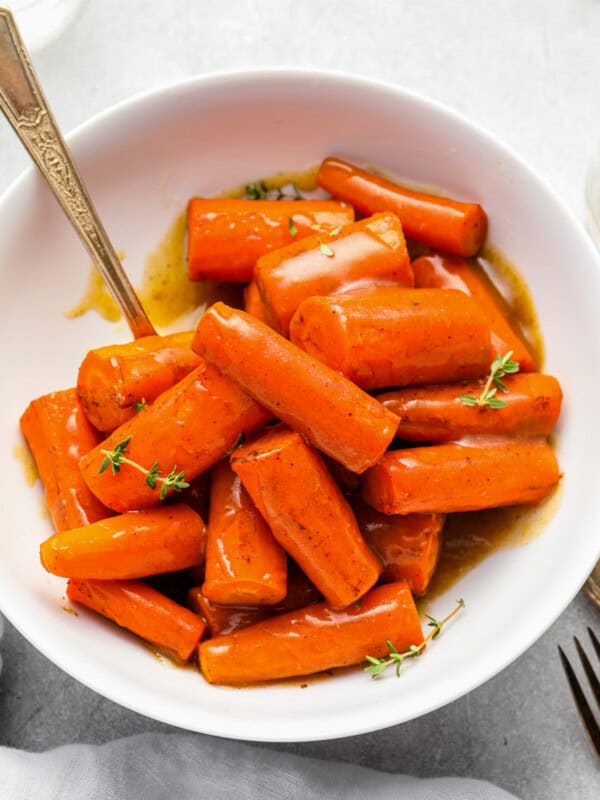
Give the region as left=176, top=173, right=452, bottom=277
left=0, top=9, right=156, bottom=338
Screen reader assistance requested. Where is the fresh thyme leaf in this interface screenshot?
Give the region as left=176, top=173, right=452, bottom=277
left=97, top=440, right=188, bottom=501
left=364, top=598, right=465, bottom=679
left=328, top=225, right=343, bottom=237
left=99, top=456, right=111, bottom=474
left=318, top=240, right=334, bottom=257
left=458, top=351, right=520, bottom=409
left=134, top=398, right=147, bottom=412
left=288, top=217, right=298, bottom=237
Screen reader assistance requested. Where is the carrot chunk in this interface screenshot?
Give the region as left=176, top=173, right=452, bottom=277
left=192, top=303, right=398, bottom=474
left=20, top=388, right=111, bottom=531
left=317, top=157, right=487, bottom=257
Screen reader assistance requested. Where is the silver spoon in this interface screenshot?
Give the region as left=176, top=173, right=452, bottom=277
left=0, top=8, right=156, bottom=338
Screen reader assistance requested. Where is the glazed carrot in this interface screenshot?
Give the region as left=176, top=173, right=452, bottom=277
left=231, top=427, right=381, bottom=607
left=244, top=281, right=271, bottom=325
left=20, top=388, right=111, bottom=532
left=80, top=358, right=270, bottom=512
left=40, top=504, right=205, bottom=580
left=362, top=438, right=560, bottom=515
left=67, top=579, right=205, bottom=661
left=189, top=566, right=321, bottom=637
left=187, top=198, right=354, bottom=282
left=378, top=373, right=562, bottom=442
left=317, top=157, right=487, bottom=257
left=203, top=459, right=287, bottom=605
left=192, top=303, right=398, bottom=474
left=412, top=254, right=536, bottom=370
left=199, top=581, right=422, bottom=685
left=255, top=211, right=413, bottom=334
left=77, top=332, right=201, bottom=432
left=289, top=287, right=492, bottom=390
left=353, top=499, right=443, bottom=595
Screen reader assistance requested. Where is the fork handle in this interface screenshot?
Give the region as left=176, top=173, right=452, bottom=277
left=0, top=9, right=156, bottom=339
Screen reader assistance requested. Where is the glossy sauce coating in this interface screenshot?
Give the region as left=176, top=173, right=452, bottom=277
left=203, top=459, right=287, bottom=605
left=289, top=287, right=492, bottom=390
left=317, top=157, right=487, bottom=257
left=187, top=198, right=354, bottom=282
left=353, top=499, right=444, bottom=595
left=362, top=437, right=560, bottom=515
left=231, top=427, right=382, bottom=608
left=40, top=504, right=205, bottom=580
left=77, top=331, right=201, bottom=431
left=255, top=211, right=413, bottom=334
left=80, top=358, right=271, bottom=512
left=378, top=373, right=562, bottom=442
left=68, top=579, right=205, bottom=662
left=199, top=581, right=423, bottom=685
left=192, top=303, right=398, bottom=474
left=20, top=388, right=111, bottom=531
left=412, top=253, right=536, bottom=371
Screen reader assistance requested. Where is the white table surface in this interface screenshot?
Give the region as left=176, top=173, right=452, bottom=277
left=1, top=1, right=599, bottom=797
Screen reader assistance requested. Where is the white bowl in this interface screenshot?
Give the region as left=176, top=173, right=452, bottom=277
left=1, top=69, right=599, bottom=742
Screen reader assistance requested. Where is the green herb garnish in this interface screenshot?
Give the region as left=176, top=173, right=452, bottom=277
left=245, top=181, right=304, bottom=201
left=288, top=217, right=298, bottom=237
left=364, top=599, right=465, bottom=679
left=318, top=240, right=335, bottom=257
left=458, top=351, right=520, bottom=409
left=134, top=398, right=147, bottom=412
left=99, top=437, right=189, bottom=500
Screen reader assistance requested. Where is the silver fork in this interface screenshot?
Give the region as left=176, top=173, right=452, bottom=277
left=558, top=628, right=600, bottom=760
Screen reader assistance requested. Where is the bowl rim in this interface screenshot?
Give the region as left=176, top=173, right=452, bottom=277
left=1, top=66, right=600, bottom=742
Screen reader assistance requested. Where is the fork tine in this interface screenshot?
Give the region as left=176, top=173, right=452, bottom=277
left=574, top=636, right=600, bottom=710
left=558, top=645, right=600, bottom=760
left=588, top=628, right=600, bottom=662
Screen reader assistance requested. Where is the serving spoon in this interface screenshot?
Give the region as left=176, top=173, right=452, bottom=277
left=0, top=8, right=156, bottom=338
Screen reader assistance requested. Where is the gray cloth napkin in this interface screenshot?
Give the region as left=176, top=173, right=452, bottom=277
left=0, top=621, right=519, bottom=800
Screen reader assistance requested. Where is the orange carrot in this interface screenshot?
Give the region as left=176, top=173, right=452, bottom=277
left=40, top=504, right=205, bottom=580
left=412, top=254, right=536, bottom=370
left=187, top=198, right=354, bottom=282
left=67, top=579, right=205, bottom=661
left=255, top=211, right=413, bottom=334
left=80, top=358, right=270, bottom=512
left=317, top=157, right=487, bottom=257
left=289, top=287, right=492, bottom=390
left=362, top=438, right=560, bottom=515
left=203, top=459, right=287, bottom=605
left=20, top=388, right=111, bottom=532
left=231, top=427, right=381, bottom=608
left=199, top=581, right=423, bottom=685
left=77, top=332, right=201, bottom=432
left=192, top=303, right=398, bottom=474
left=378, top=373, right=562, bottom=442
left=188, top=566, right=321, bottom=637
left=353, top=499, right=443, bottom=595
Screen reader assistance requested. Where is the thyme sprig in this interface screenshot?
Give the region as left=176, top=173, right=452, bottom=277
left=364, top=598, right=465, bottom=678
left=458, top=351, right=520, bottom=409
left=99, top=437, right=189, bottom=500
left=245, top=181, right=304, bottom=201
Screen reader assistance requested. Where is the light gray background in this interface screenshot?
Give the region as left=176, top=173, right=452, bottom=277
left=1, top=1, right=599, bottom=798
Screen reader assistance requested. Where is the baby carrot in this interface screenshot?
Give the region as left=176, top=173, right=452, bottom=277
left=187, top=198, right=354, bottom=282
left=353, top=499, right=443, bottom=595
left=362, top=438, right=560, bottom=515
left=80, top=358, right=271, bottom=512
left=412, top=254, right=536, bottom=371
left=67, top=579, right=205, bottom=661
left=244, top=281, right=271, bottom=325
left=231, top=427, right=382, bottom=608
left=317, top=157, right=487, bottom=257
left=203, top=459, right=287, bottom=605
left=189, top=566, right=321, bottom=637
left=255, top=211, right=413, bottom=334
left=40, top=504, right=205, bottom=580
left=199, top=581, right=423, bottom=685
left=289, top=287, right=492, bottom=390
left=192, top=303, right=398, bottom=474
left=77, top=332, right=201, bottom=432
left=378, top=373, right=563, bottom=442
left=20, top=388, right=111, bottom=532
